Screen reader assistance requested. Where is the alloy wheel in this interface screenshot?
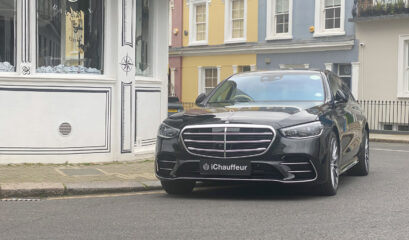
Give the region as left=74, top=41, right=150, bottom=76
left=364, top=135, right=369, bottom=172
left=330, top=138, right=339, bottom=190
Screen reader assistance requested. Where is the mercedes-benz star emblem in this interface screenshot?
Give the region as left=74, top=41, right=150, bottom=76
left=203, top=163, right=210, bottom=171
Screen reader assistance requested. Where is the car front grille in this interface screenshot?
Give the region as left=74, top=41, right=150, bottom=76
left=181, top=124, right=276, bottom=159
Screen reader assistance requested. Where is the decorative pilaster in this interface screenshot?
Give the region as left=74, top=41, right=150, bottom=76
left=20, top=0, right=31, bottom=75
left=351, top=62, right=360, bottom=99
left=324, top=63, right=333, bottom=71
left=119, top=0, right=136, bottom=154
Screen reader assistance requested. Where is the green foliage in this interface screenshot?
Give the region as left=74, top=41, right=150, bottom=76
left=358, top=0, right=409, bottom=17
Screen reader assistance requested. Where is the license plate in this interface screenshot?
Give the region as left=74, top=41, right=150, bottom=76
left=200, top=159, right=251, bottom=176
left=168, top=109, right=178, bottom=113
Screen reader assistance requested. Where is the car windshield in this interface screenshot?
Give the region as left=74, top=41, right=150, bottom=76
left=207, top=72, right=325, bottom=105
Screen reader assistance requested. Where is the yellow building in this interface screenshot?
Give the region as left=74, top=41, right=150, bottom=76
left=170, top=0, right=258, bottom=103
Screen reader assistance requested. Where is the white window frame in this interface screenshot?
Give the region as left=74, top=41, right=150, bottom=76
left=169, top=0, right=174, bottom=46
left=198, top=66, right=220, bottom=95
left=266, top=0, right=293, bottom=40
left=188, top=0, right=209, bottom=46
left=224, top=0, right=247, bottom=44
left=398, top=35, right=409, bottom=98
left=314, top=0, right=345, bottom=37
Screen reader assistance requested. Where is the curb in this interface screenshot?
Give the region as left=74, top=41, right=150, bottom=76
left=0, top=181, right=162, bottom=199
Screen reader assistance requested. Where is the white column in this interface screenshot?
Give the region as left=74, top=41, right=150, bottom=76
left=324, top=63, right=333, bottom=71
left=217, top=66, right=222, bottom=83
left=351, top=62, right=360, bottom=99
left=250, top=64, right=257, bottom=71
left=232, top=65, right=238, bottom=74
left=170, top=68, right=176, bottom=96
left=197, top=66, right=203, bottom=94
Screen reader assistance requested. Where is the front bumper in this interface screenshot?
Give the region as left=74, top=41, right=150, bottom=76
left=155, top=132, right=331, bottom=184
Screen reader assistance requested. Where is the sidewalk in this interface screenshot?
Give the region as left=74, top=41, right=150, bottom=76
left=0, top=160, right=160, bottom=199
left=370, top=133, right=409, bottom=143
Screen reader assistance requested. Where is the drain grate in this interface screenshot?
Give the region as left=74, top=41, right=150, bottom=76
left=1, top=198, right=41, bottom=202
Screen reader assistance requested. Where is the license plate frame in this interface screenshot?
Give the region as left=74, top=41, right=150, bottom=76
left=199, top=159, right=251, bottom=176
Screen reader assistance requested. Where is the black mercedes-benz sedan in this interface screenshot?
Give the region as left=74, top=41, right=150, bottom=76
left=156, top=70, right=369, bottom=196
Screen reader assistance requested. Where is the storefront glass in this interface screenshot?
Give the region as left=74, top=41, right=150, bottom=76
left=135, top=0, right=153, bottom=77
left=37, top=0, right=104, bottom=74
left=0, top=0, right=16, bottom=72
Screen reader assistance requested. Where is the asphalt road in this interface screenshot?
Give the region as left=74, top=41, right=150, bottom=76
left=1, top=142, right=409, bottom=240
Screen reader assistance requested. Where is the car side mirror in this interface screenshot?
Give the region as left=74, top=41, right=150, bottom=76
left=195, top=93, right=207, bottom=106
left=334, top=90, right=347, bottom=103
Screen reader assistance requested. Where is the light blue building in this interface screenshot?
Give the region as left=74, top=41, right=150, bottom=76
left=256, top=0, right=359, bottom=97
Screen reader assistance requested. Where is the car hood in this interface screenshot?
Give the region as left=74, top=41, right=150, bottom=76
left=166, top=102, right=329, bottom=130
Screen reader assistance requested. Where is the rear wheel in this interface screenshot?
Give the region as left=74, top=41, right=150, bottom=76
left=348, top=130, right=369, bottom=176
left=318, top=132, right=339, bottom=196
left=161, top=180, right=196, bottom=195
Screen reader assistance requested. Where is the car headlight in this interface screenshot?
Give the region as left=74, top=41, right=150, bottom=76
left=158, top=123, right=180, bottom=138
left=280, top=122, right=323, bottom=139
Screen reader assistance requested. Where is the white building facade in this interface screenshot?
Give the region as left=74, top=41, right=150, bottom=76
left=0, top=0, right=169, bottom=164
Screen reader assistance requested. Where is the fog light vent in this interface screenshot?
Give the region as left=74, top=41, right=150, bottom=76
left=59, top=122, right=72, bottom=136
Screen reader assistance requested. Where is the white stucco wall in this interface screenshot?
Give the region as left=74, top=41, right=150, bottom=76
left=0, top=0, right=169, bottom=164
left=356, top=17, right=409, bottom=100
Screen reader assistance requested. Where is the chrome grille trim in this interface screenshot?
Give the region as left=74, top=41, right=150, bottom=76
left=187, top=147, right=267, bottom=153
left=180, top=124, right=276, bottom=159
left=184, top=139, right=272, bottom=144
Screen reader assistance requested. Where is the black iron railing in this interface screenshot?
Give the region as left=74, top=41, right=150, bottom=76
left=354, top=0, right=409, bottom=18
left=358, top=100, right=409, bottom=133
left=182, top=102, right=195, bottom=111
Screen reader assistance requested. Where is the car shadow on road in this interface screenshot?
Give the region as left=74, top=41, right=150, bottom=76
left=161, top=176, right=359, bottom=201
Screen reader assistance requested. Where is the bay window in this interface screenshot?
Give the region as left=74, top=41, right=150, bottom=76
left=36, top=0, right=104, bottom=74
left=0, top=0, right=16, bottom=72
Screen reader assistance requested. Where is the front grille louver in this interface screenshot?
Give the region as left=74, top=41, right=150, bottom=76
left=181, top=124, right=276, bottom=159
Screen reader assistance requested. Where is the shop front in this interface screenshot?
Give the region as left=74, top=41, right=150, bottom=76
left=0, top=0, right=169, bottom=163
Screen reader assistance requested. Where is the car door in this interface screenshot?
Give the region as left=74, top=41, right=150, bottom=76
left=327, top=72, right=355, bottom=166
left=340, top=84, right=364, bottom=162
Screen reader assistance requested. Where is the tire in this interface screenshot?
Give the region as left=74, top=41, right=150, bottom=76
left=161, top=180, right=195, bottom=195
left=348, top=130, right=369, bottom=176
left=318, top=132, right=340, bottom=196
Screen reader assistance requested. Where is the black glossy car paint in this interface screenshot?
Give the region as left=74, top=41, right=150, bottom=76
left=156, top=70, right=368, bottom=185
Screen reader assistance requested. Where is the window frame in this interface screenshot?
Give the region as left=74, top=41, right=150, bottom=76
left=188, top=0, right=209, bottom=46
left=198, top=66, right=220, bottom=95
left=0, top=0, right=17, bottom=75
left=224, top=0, right=247, bottom=44
left=35, top=0, right=106, bottom=75
left=266, top=0, right=293, bottom=40
left=398, top=34, right=409, bottom=98
left=314, top=0, right=345, bottom=38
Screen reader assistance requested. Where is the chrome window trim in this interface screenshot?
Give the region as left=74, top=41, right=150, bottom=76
left=180, top=124, right=277, bottom=159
